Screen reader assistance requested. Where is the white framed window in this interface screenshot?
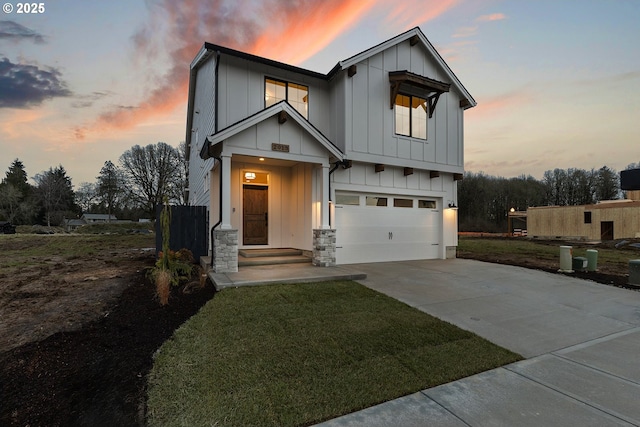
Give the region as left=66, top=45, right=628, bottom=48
left=335, top=194, right=360, bottom=205
left=418, top=200, right=437, bottom=209
left=394, top=198, right=413, bottom=208
left=265, top=78, right=308, bottom=119
left=394, top=94, right=427, bottom=139
left=366, top=196, right=388, bottom=207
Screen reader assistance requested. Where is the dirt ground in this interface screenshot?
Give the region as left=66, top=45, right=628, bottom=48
left=457, top=236, right=638, bottom=290
left=0, top=237, right=215, bottom=426
left=0, top=235, right=636, bottom=426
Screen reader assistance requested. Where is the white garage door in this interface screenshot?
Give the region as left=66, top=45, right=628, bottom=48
left=334, top=193, right=441, bottom=264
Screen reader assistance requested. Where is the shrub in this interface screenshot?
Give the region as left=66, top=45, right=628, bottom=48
left=148, top=202, right=194, bottom=305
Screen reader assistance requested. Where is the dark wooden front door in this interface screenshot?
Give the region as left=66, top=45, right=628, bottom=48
left=243, top=185, right=268, bottom=245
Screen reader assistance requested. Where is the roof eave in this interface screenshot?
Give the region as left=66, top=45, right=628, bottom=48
left=336, top=27, right=476, bottom=107
left=205, top=101, right=344, bottom=161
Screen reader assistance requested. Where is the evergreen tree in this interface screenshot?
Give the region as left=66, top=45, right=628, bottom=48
left=0, top=159, right=35, bottom=224
left=34, top=165, right=79, bottom=226
left=96, top=160, right=124, bottom=220
left=594, top=166, right=620, bottom=201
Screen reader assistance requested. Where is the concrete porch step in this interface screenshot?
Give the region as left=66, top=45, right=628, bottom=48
left=238, top=248, right=302, bottom=258
left=238, top=254, right=311, bottom=267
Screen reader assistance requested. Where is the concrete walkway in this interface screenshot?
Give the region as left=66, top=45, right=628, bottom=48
left=209, top=262, right=367, bottom=290
left=315, top=259, right=640, bottom=426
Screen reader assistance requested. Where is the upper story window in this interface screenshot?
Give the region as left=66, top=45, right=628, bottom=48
left=394, top=94, right=427, bottom=140
left=265, top=78, right=308, bottom=119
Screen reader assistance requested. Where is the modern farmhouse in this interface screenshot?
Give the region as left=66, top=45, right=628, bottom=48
left=185, top=27, right=476, bottom=272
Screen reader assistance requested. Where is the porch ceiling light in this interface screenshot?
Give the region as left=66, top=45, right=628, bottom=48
left=259, top=158, right=265, bottom=161
left=245, top=172, right=256, bottom=180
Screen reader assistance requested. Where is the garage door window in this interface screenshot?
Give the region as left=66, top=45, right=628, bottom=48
left=335, top=194, right=360, bottom=205
left=394, top=198, right=413, bottom=208
left=418, top=200, right=436, bottom=209
left=366, top=196, right=387, bottom=206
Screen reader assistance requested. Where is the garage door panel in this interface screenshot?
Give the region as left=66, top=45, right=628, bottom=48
left=335, top=198, right=442, bottom=264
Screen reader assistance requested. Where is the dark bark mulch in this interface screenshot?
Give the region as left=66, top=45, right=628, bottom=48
left=0, top=273, right=215, bottom=427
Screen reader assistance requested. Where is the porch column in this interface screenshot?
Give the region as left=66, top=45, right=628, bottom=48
left=320, top=164, right=330, bottom=229
left=220, top=154, right=233, bottom=229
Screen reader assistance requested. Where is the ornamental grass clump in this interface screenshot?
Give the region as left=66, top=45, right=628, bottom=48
left=149, top=202, right=195, bottom=305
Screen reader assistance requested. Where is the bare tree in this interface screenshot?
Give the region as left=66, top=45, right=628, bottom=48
left=119, top=142, right=181, bottom=216
left=0, top=184, right=22, bottom=222
left=175, top=141, right=189, bottom=205
left=75, top=182, right=98, bottom=213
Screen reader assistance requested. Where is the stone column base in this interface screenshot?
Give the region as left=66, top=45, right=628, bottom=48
left=446, top=246, right=457, bottom=259
left=313, top=229, right=336, bottom=267
left=212, top=229, right=238, bottom=273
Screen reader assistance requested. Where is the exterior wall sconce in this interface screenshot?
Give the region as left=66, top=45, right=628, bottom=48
left=448, top=202, right=458, bottom=209
left=375, top=164, right=385, bottom=173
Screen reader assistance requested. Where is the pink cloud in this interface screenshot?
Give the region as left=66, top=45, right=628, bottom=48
left=74, top=0, right=464, bottom=141
left=75, top=0, right=378, bottom=140
left=385, top=0, right=460, bottom=28
left=467, top=89, right=534, bottom=119
left=476, top=13, right=507, bottom=22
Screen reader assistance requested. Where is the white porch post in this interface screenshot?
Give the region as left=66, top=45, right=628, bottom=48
left=313, top=163, right=336, bottom=266
left=212, top=153, right=238, bottom=273
left=320, top=164, right=330, bottom=230
left=220, top=154, right=233, bottom=229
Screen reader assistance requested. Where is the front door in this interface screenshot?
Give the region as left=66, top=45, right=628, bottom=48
left=243, top=185, right=268, bottom=245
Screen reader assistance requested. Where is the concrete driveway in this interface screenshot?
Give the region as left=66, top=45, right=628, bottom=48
left=317, top=259, right=640, bottom=426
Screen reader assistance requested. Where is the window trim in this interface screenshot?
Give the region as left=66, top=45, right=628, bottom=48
left=394, top=93, right=428, bottom=140
left=264, top=77, right=309, bottom=119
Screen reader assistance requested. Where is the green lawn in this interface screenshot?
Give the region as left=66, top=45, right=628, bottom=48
left=147, top=280, right=521, bottom=426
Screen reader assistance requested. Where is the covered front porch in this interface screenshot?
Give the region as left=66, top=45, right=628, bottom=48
left=200, top=102, right=343, bottom=273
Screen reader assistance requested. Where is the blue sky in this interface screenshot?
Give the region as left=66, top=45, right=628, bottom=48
left=1, top=0, right=638, bottom=186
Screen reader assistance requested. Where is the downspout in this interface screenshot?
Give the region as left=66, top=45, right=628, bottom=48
left=210, top=155, right=223, bottom=268
left=327, top=160, right=348, bottom=228
left=214, top=50, right=220, bottom=133
left=210, top=50, right=222, bottom=268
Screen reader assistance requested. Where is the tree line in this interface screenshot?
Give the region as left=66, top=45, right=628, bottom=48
left=0, top=142, right=187, bottom=227
left=459, top=164, right=639, bottom=233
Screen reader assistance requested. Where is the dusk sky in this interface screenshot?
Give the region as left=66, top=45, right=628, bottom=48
left=1, top=0, right=638, bottom=188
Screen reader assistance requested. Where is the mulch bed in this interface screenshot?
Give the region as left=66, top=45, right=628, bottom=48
left=0, top=272, right=215, bottom=427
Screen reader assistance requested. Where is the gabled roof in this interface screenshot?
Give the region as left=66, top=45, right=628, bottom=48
left=332, top=27, right=476, bottom=108
left=187, top=27, right=475, bottom=161
left=201, top=101, right=344, bottom=160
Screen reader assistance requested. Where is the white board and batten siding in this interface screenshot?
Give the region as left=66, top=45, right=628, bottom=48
left=216, top=55, right=332, bottom=138
left=341, top=44, right=464, bottom=171
left=189, top=56, right=217, bottom=207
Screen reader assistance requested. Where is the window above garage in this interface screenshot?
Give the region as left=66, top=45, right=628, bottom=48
left=389, top=70, right=450, bottom=119
left=394, top=94, right=427, bottom=140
